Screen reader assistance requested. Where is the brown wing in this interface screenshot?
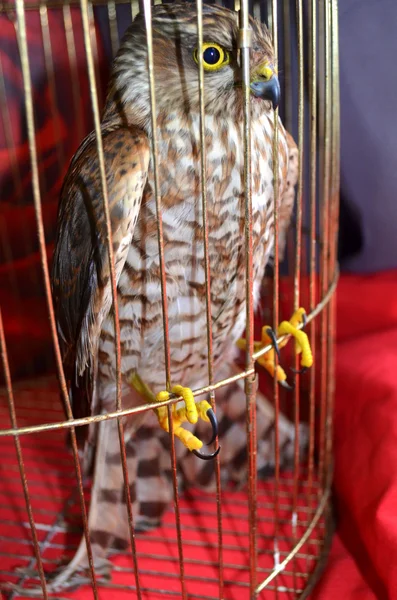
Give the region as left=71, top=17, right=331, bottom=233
left=51, top=126, right=149, bottom=429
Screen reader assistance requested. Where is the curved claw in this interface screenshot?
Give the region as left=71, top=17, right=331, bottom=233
left=290, top=366, right=308, bottom=375
left=192, top=445, right=221, bottom=461
left=206, top=408, right=218, bottom=445
left=266, top=328, right=295, bottom=389
left=301, top=312, right=307, bottom=329
left=265, top=327, right=281, bottom=359
left=192, top=408, right=220, bottom=460
left=280, top=378, right=295, bottom=391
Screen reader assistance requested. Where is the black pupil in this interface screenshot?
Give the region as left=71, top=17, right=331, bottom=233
left=203, top=46, right=221, bottom=65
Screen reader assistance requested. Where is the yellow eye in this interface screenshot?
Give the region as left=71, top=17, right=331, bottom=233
left=193, top=42, right=230, bottom=71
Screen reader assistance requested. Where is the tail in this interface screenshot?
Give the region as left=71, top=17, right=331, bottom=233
left=47, top=409, right=174, bottom=592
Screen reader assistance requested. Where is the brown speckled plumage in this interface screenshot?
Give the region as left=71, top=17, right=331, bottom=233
left=48, top=3, right=302, bottom=591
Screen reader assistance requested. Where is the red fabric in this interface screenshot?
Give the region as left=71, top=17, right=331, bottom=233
left=335, top=271, right=397, bottom=343
left=312, top=270, right=397, bottom=599
left=312, top=535, right=377, bottom=600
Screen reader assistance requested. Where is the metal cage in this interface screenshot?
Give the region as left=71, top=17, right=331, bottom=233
left=0, top=0, right=339, bottom=598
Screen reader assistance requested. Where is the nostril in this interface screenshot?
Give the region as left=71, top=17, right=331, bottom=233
left=257, top=65, right=273, bottom=81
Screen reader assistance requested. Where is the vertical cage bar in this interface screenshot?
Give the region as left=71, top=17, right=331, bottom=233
left=331, top=0, right=340, bottom=265
left=142, top=2, right=186, bottom=598
left=253, top=0, right=261, bottom=21
left=87, top=1, right=103, bottom=109
left=131, top=0, right=139, bottom=21
left=325, top=0, right=340, bottom=480
left=267, top=0, right=273, bottom=35
left=239, top=2, right=257, bottom=597
left=307, top=0, right=317, bottom=525
left=39, top=3, right=65, bottom=168
left=0, top=311, right=48, bottom=599
left=79, top=1, right=142, bottom=596
left=195, top=2, right=224, bottom=597
left=293, top=1, right=304, bottom=315
left=329, top=0, right=340, bottom=295
left=142, top=0, right=170, bottom=394
left=318, top=0, right=331, bottom=491
left=63, top=4, right=85, bottom=143
left=323, top=0, right=339, bottom=550
left=291, top=0, right=304, bottom=592
left=107, top=1, right=119, bottom=57
left=14, top=1, right=100, bottom=596
left=270, top=1, right=280, bottom=596
left=282, top=0, right=292, bottom=131
left=166, top=402, right=187, bottom=600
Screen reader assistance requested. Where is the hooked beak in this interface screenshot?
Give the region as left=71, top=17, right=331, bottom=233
left=250, top=63, right=280, bottom=110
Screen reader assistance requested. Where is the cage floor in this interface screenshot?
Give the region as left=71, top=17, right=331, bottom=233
left=0, top=378, right=324, bottom=600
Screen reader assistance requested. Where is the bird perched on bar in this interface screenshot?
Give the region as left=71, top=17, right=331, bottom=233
left=44, top=2, right=312, bottom=591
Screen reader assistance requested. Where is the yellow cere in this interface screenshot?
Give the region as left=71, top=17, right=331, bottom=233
left=256, top=63, right=274, bottom=81
left=194, top=42, right=230, bottom=71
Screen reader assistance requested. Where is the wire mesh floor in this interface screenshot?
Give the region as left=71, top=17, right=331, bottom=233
left=0, top=377, right=327, bottom=599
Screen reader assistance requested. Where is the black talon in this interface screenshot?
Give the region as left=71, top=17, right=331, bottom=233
left=265, top=327, right=281, bottom=359
left=206, top=408, right=218, bottom=445
left=192, top=408, right=220, bottom=460
left=265, top=317, right=309, bottom=389
left=280, top=379, right=295, bottom=391
left=266, top=328, right=295, bottom=389
left=192, top=445, right=221, bottom=461
left=290, top=366, right=308, bottom=375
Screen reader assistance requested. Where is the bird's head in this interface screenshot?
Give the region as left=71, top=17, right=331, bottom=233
left=105, top=3, right=279, bottom=128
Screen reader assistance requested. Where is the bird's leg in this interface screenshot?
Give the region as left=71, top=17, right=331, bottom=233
left=129, top=376, right=219, bottom=460
left=237, top=308, right=313, bottom=388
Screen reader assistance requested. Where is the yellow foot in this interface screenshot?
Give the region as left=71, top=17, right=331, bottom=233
left=237, top=308, right=313, bottom=388
left=156, top=386, right=220, bottom=460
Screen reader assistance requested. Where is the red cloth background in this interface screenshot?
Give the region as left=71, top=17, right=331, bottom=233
left=313, top=271, right=397, bottom=599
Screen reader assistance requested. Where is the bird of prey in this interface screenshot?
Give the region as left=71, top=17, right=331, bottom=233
left=45, top=2, right=312, bottom=590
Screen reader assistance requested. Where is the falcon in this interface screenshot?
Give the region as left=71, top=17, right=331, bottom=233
left=46, top=2, right=312, bottom=590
